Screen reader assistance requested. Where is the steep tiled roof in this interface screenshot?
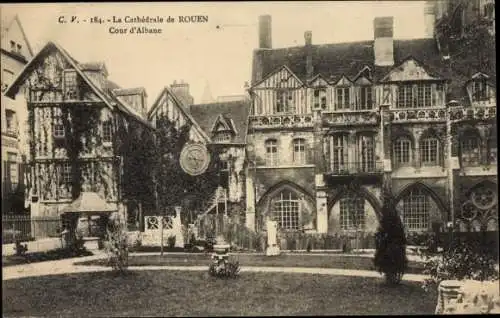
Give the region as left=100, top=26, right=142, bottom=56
left=189, top=100, right=251, bottom=144
left=4, top=41, right=152, bottom=128
left=252, top=37, right=491, bottom=104
left=252, top=39, right=448, bottom=84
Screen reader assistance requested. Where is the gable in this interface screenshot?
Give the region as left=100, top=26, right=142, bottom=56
left=309, top=75, right=329, bottom=88
left=253, top=65, right=303, bottom=89
left=148, top=87, right=210, bottom=142
left=381, top=58, right=442, bottom=82
left=1, top=15, right=34, bottom=60
left=334, top=75, right=352, bottom=86
left=354, top=76, right=372, bottom=86
left=211, top=114, right=237, bottom=134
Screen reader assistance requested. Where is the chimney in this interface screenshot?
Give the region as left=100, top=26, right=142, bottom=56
left=424, top=1, right=436, bottom=38
left=170, top=80, right=194, bottom=107
left=304, top=31, right=314, bottom=80
left=373, top=17, right=394, bottom=67
left=258, top=15, right=272, bottom=49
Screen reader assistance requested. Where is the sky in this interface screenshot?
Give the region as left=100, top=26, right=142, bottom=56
left=1, top=1, right=427, bottom=110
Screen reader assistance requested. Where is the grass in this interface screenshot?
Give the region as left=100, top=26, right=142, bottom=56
left=3, top=270, right=437, bottom=316
left=74, top=253, right=426, bottom=274
left=2, top=248, right=93, bottom=267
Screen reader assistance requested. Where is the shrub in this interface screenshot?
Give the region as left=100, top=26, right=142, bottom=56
left=208, top=257, right=240, bottom=279
left=373, top=205, right=408, bottom=285
left=105, top=214, right=129, bottom=273
left=420, top=236, right=499, bottom=292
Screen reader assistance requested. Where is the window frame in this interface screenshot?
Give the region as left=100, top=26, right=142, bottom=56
left=336, top=86, right=350, bottom=110
left=275, top=89, right=294, bottom=114
left=401, top=189, right=430, bottom=232
left=393, top=137, right=412, bottom=167
left=272, top=190, right=300, bottom=231
left=420, top=137, right=440, bottom=166
left=5, top=109, right=17, bottom=135
left=460, top=135, right=481, bottom=166
left=102, top=120, right=113, bottom=144
left=357, top=85, right=373, bottom=110
left=213, top=131, right=232, bottom=143
left=339, top=195, right=365, bottom=231
left=265, top=139, right=279, bottom=166
left=331, top=134, right=349, bottom=173
left=357, top=134, right=375, bottom=172
left=292, top=138, right=306, bottom=165
left=471, top=80, right=490, bottom=102
left=7, top=152, right=19, bottom=190
left=63, top=69, right=79, bottom=100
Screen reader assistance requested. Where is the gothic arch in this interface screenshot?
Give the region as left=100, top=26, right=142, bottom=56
left=327, top=186, right=382, bottom=219
left=462, top=180, right=498, bottom=199
left=256, top=180, right=316, bottom=231
left=394, top=181, right=449, bottom=215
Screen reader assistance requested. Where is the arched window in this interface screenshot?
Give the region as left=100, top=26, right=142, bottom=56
left=393, top=137, right=412, bottom=167
left=460, top=135, right=481, bottom=166
left=293, top=138, right=306, bottom=164
left=272, top=190, right=300, bottom=230
left=401, top=188, right=429, bottom=232
left=265, top=139, right=278, bottom=166
left=420, top=137, right=440, bottom=166
left=339, top=194, right=365, bottom=230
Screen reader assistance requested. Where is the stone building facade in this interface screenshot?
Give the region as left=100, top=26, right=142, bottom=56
left=245, top=14, right=497, bottom=236
left=1, top=14, right=34, bottom=213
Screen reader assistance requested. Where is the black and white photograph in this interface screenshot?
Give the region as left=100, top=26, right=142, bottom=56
left=1, top=1, right=498, bottom=316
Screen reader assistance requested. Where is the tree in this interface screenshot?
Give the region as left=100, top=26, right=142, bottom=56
left=373, top=195, right=408, bottom=285
left=153, top=114, right=222, bottom=221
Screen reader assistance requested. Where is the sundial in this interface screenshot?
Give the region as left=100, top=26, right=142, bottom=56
left=179, top=143, right=210, bottom=176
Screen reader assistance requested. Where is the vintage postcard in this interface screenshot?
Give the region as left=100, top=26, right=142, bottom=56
left=1, top=1, right=498, bottom=316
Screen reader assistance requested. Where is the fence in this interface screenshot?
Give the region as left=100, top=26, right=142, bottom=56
left=278, top=232, right=377, bottom=251
left=2, top=215, right=62, bottom=244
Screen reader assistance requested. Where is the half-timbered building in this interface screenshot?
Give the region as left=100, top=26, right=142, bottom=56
left=4, top=42, right=156, bottom=237
left=246, top=14, right=496, bottom=237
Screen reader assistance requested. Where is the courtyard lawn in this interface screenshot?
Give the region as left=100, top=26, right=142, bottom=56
left=3, top=271, right=437, bottom=316
left=74, top=253, right=426, bottom=274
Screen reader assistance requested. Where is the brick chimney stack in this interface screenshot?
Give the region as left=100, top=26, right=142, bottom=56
left=305, top=31, right=314, bottom=80
left=373, top=17, right=394, bottom=67
left=258, top=15, right=272, bottom=49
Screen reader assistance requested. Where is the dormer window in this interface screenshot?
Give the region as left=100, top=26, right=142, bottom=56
left=356, top=86, right=373, bottom=110
left=213, top=131, right=232, bottom=143
left=336, top=87, right=350, bottom=110
left=313, top=88, right=327, bottom=109
left=276, top=89, right=294, bottom=113
left=471, top=80, right=490, bottom=102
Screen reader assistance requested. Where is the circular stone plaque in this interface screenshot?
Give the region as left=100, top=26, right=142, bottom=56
left=179, top=143, right=211, bottom=176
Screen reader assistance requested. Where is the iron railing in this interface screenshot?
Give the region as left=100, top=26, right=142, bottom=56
left=2, top=215, right=61, bottom=244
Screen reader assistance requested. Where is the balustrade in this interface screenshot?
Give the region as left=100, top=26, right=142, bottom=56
left=449, top=106, right=496, bottom=122
left=322, top=110, right=379, bottom=126
left=325, top=161, right=384, bottom=175
left=389, top=108, right=447, bottom=123
left=248, top=114, right=314, bottom=129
